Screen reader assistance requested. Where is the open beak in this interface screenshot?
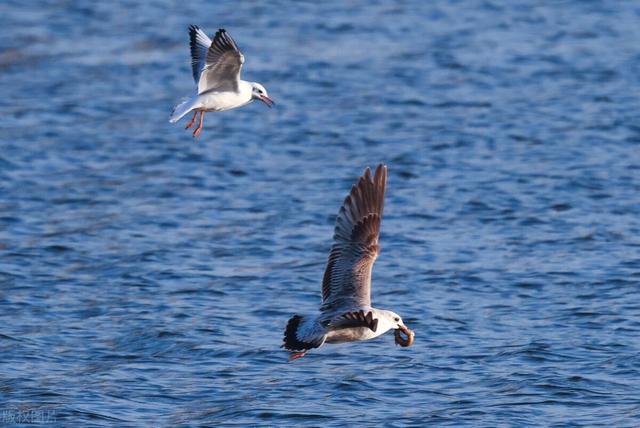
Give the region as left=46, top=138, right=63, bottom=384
left=394, top=324, right=415, bottom=347
left=259, top=95, right=275, bottom=108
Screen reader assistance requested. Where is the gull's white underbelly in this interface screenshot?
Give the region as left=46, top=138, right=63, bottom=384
left=325, top=325, right=392, bottom=344
left=198, top=90, right=252, bottom=112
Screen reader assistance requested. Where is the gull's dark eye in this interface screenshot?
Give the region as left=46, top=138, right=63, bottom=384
left=394, top=317, right=399, bottom=322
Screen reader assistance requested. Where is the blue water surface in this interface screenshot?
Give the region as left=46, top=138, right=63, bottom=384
left=1, top=0, right=639, bottom=426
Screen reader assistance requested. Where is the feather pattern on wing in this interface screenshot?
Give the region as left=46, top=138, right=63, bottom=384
left=188, top=25, right=212, bottom=86
left=320, top=164, right=387, bottom=312
left=201, top=28, right=244, bottom=93
left=329, top=310, right=379, bottom=332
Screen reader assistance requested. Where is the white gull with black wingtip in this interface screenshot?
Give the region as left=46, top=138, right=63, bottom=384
left=170, top=25, right=274, bottom=137
left=282, top=164, right=415, bottom=361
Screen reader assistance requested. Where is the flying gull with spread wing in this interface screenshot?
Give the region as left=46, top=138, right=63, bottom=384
left=170, top=25, right=274, bottom=137
left=282, top=164, right=415, bottom=361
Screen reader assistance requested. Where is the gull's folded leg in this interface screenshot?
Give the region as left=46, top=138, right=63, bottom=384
left=185, top=111, right=198, bottom=130
left=288, top=351, right=306, bottom=362
left=193, top=111, right=205, bottom=137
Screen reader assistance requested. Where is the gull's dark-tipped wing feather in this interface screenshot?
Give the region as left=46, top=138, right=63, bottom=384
left=321, top=164, right=387, bottom=312
left=188, top=25, right=212, bottom=86
left=328, top=310, right=379, bottom=332
left=188, top=26, right=244, bottom=94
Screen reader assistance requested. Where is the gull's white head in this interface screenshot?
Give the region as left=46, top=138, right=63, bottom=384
left=251, top=82, right=274, bottom=107
left=382, top=310, right=406, bottom=330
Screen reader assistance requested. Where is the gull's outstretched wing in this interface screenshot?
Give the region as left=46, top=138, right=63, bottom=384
left=188, top=26, right=244, bottom=94
left=320, top=164, right=387, bottom=312
left=188, top=25, right=212, bottom=86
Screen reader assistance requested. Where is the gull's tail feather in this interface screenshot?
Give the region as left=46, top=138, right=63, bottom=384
left=170, top=96, right=199, bottom=123
left=282, top=315, right=327, bottom=352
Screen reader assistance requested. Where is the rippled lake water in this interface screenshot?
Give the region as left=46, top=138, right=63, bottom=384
left=1, top=0, right=639, bottom=426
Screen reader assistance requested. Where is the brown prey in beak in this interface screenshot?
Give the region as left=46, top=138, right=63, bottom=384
left=394, top=325, right=415, bottom=347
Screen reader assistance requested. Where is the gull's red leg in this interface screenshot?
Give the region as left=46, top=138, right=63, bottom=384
left=185, top=111, right=198, bottom=130
left=193, top=111, right=205, bottom=137
left=288, top=351, right=306, bottom=362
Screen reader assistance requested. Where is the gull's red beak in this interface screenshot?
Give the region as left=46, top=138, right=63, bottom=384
left=259, top=95, right=275, bottom=108
left=394, top=325, right=415, bottom=347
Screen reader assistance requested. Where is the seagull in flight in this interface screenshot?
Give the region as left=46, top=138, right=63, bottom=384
left=282, top=164, right=415, bottom=361
left=170, top=25, right=274, bottom=137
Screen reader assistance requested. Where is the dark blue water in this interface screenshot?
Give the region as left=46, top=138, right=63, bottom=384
left=1, top=1, right=640, bottom=426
